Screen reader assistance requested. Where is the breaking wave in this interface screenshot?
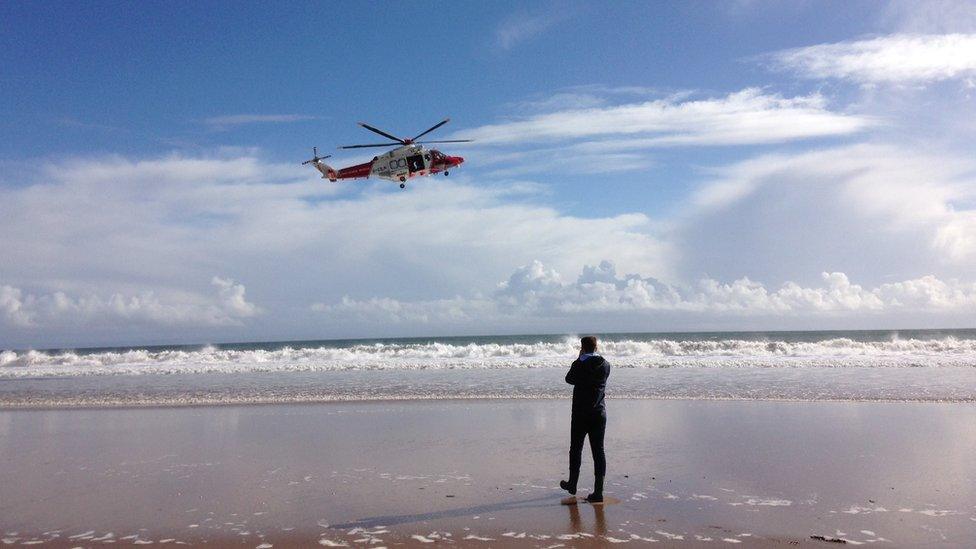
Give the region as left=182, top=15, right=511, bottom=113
left=2, top=336, right=976, bottom=378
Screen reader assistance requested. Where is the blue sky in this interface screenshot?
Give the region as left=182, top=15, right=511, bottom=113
left=2, top=1, right=976, bottom=348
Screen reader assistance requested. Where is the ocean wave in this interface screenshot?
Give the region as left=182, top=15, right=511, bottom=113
left=2, top=337, right=976, bottom=378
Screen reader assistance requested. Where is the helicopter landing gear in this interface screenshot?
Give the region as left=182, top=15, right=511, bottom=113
left=399, top=183, right=405, bottom=189
left=444, top=171, right=449, bottom=176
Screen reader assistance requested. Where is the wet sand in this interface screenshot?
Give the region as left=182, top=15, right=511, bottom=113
left=1, top=400, right=975, bottom=546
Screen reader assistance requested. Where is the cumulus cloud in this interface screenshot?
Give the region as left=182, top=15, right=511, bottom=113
left=767, top=33, right=976, bottom=84
left=0, top=277, right=259, bottom=330
left=0, top=286, right=32, bottom=327
left=454, top=88, right=871, bottom=146
left=496, top=261, right=976, bottom=315
left=313, top=260, right=976, bottom=324
left=211, top=276, right=260, bottom=318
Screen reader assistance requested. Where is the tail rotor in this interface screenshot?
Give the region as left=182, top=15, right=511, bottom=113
left=302, top=147, right=332, bottom=165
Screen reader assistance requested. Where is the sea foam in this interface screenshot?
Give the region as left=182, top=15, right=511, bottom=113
left=2, top=336, right=975, bottom=379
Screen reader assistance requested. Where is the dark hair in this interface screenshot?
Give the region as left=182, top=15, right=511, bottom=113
left=580, top=336, right=597, bottom=354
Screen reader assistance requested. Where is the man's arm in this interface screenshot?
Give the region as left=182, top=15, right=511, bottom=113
left=565, top=359, right=582, bottom=385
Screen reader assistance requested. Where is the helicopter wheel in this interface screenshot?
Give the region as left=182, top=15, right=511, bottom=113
left=399, top=183, right=405, bottom=189
left=444, top=171, right=449, bottom=176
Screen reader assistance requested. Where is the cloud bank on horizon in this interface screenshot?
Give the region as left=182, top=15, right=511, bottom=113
left=2, top=2, right=976, bottom=347
left=1, top=276, right=257, bottom=329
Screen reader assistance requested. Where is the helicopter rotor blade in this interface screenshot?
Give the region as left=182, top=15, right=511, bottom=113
left=358, top=122, right=405, bottom=144
left=412, top=118, right=451, bottom=141
left=338, top=143, right=402, bottom=149
left=414, top=139, right=474, bottom=144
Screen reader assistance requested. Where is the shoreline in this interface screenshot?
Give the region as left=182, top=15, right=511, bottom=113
left=4, top=364, right=976, bottom=409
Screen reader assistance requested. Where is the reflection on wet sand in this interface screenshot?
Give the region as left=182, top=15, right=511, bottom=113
left=567, top=500, right=607, bottom=536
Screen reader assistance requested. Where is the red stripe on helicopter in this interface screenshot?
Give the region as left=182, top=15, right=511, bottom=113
left=336, top=161, right=373, bottom=180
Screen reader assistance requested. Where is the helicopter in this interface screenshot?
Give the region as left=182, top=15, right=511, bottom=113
left=303, top=118, right=471, bottom=189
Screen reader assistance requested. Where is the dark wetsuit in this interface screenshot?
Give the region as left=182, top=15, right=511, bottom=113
left=565, top=354, right=610, bottom=484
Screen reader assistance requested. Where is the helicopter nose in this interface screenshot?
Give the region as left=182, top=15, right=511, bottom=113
left=453, top=156, right=464, bottom=166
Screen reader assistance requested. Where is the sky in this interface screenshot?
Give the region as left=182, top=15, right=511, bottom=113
left=2, top=0, right=976, bottom=348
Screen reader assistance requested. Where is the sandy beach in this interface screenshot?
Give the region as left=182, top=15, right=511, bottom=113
left=1, top=399, right=974, bottom=547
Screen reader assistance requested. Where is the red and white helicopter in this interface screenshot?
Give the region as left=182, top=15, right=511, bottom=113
left=303, top=118, right=470, bottom=189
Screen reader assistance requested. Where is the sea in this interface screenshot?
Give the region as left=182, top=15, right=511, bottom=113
left=2, top=329, right=976, bottom=407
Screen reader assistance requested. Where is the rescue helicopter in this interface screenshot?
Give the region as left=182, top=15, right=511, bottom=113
left=303, top=118, right=470, bottom=189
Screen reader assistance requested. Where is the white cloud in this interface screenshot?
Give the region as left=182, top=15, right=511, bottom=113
left=877, top=274, right=976, bottom=309
left=484, top=150, right=655, bottom=177
left=881, top=0, right=976, bottom=35
left=495, top=10, right=563, bottom=51
left=678, top=144, right=976, bottom=286
left=0, top=286, right=31, bottom=327
left=204, top=114, right=316, bottom=129
left=313, top=260, right=976, bottom=323
left=0, top=277, right=259, bottom=330
left=503, top=86, right=668, bottom=114
left=493, top=261, right=890, bottom=315
left=455, top=88, right=871, bottom=146
left=312, top=295, right=485, bottom=324
left=514, top=92, right=609, bottom=112
left=767, top=33, right=976, bottom=84
left=211, top=276, right=260, bottom=318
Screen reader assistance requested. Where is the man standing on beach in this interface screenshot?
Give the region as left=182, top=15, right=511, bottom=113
left=560, top=335, right=610, bottom=502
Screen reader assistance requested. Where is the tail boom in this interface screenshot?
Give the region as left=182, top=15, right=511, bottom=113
left=334, top=161, right=373, bottom=181
left=312, top=161, right=338, bottom=182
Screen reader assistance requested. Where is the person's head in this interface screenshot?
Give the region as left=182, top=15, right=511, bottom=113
left=580, top=336, right=598, bottom=354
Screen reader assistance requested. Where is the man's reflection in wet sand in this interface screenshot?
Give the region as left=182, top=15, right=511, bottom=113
left=567, top=501, right=607, bottom=536
left=594, top=503, right=606, bottom=535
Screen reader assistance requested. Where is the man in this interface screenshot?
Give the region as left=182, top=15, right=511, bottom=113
left=560, top=335, right=610, bottom=502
